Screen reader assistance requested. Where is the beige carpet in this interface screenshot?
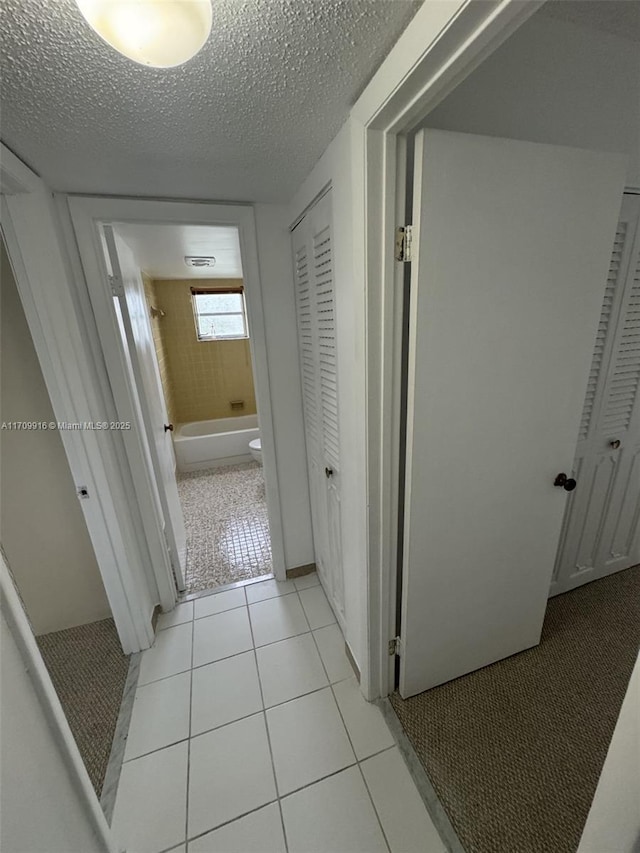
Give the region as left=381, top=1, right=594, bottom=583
left=390, top=565, right=640, bottom=853
left=37, top=618, right=129, bottom=796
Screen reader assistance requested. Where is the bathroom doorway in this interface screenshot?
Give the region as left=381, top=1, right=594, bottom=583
left=112, top=222, right=273, bottom=596
left=69, top=199, right=286, bottom=603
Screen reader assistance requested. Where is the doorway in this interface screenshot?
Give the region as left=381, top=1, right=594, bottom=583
left=391, top=0, right=639, bottom=699
left=0, top=233, right=129, bottom=800
left=106, top=220, right=276, bottom=598
left=107, top=221, right=274, bottom=597
left=370, top=3, right=640, bottom=851
left=68, top=197, right=287, bottom=620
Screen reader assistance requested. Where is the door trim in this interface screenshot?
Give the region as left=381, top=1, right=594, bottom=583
left=1, top=145, right=156, bottom=654
left=66, top=195, right=287, bottom=593
left=352, top=0, right=546, bottom=699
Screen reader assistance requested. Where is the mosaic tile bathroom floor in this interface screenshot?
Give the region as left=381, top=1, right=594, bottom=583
left=177, top=462, right=272, bottom=595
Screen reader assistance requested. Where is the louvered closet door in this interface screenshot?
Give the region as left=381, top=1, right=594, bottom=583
left=551, top=193, right=640, bottom=595
left=292, top=191, right=344, bottom=620
left=292, top=222, right=330, bottom=587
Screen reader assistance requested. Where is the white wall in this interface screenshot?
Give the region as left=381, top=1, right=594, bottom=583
left=1, top=239, right=111, bottom=635
left=578, top=652, right=640, bottom=853
left=254, top=204, right=315, bottom=569
left=0, top=612, right=110, bottom=853
left=423, top=14, right=640, bottom=186
left=287, top=122, right=369, bottom=675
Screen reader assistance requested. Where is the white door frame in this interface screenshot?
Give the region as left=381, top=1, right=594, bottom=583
left=66, top=196, right=287, bottom=590
left=1, top=145, right=157, bottom=654
left=350, top=0, right=546, bottom=699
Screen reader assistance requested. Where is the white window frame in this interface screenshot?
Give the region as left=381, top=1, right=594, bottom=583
left=192, top=287, right=249, bottom=341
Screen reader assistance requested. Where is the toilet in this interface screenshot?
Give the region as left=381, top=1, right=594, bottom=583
left=249, top=437, right=262, bottom=465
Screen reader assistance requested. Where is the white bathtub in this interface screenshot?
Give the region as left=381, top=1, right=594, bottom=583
left=173, top=415, right=259, bottom=472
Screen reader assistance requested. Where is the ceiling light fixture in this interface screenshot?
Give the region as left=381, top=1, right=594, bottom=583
left=75, top=0, right=212, bottom=68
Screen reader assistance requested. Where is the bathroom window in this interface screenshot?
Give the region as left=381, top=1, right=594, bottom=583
left=191, top=287, right=248, bottom=341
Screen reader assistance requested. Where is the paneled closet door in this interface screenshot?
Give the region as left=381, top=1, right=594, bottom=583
left=551, top=194, right=640, bottom=595
left=292, top=191, right=345, bottom=622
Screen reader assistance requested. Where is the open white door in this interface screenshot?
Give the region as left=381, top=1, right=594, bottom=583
left=104, top=226, right=187, bottom=591
left=399, top=130, right=626, bottom=698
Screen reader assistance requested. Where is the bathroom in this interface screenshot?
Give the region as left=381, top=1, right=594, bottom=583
left=124, top=222, right=274, bottom=596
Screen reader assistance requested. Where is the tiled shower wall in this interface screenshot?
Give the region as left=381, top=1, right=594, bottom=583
left=143, top=277, right=257, bottom=425
left=143, top=274, right=176, bottom=425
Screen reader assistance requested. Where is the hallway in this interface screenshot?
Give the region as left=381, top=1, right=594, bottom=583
left=111, top=574, right=444, bottom=852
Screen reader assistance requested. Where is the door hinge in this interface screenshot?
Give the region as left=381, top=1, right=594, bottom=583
left=394, top=225, right=413, bottom=263
left=388, top=636, right=402, bottom=657
left=109, top=274, right=124, bottom=297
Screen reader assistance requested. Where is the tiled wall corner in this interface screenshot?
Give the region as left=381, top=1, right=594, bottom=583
left=142, top=273, right=176, bottom=425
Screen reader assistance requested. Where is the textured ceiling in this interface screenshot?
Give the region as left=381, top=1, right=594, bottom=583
left=116, top=223, right=243, bottom=278
left=0, top=0, right=420, bottom=202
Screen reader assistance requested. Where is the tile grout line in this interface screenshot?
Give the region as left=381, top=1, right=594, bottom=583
left=184, top=604, right=196, bottom=852
left=139, top=592, right=399, bottom=851
left=141, top=614, right=318, bottom=687
left=328, top=681, right=393, bottom=853
left=185, top=799, right=281, bottom=847
left=358, top=765, right=394, bottom=853
left=122, top=578, right=396, bottom=852
left=123, top=672, right=357, bottom=765
left=308, top=611, right=331, bottom=670
left=179, top=571, right=275, bottom=604
left=183, top=747, right=402, bottom=849
left=307, top=608, right=393, bottom=849
left=137, top=617, right=342, bottom=690
left=264, top=587, right=318, bottom=851
left=126, top=721, right=397, bottom=778
left=182, top=589, right=337, bottom=849
left=122, top=673, right=359, bottom=766
left=246, top=593, right=290, bottom=853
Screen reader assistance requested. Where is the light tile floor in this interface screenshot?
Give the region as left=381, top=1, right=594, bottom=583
left=112, top=574, right=446, bottom=853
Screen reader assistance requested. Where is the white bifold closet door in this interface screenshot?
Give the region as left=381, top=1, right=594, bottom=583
left=292, top=190, right=345, bottom=624
left=551, top=194, right=640, bottom=595
left=398, top=129, right=625, bottom=698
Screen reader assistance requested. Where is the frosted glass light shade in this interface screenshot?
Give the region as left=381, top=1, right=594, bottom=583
left=75, top=0, right=213, bottom=68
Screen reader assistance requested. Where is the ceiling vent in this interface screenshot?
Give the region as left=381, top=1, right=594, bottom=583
left=185, top=256, right=216, bottom=268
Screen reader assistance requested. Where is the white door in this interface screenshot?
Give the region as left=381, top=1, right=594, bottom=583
left=399, top=129, right=625, bottom=698
left=552, top=195, right=640, bottom=595
left=292, top=191, right=345, bottom=622
left=104, top=226, right=187, bottom=590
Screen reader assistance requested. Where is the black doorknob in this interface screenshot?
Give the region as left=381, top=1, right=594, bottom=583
left=164, top=423, right=174, bottom=432
left=554, top=472, right=577, bottom=491
left=325, top=467, right=333, bottom=478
